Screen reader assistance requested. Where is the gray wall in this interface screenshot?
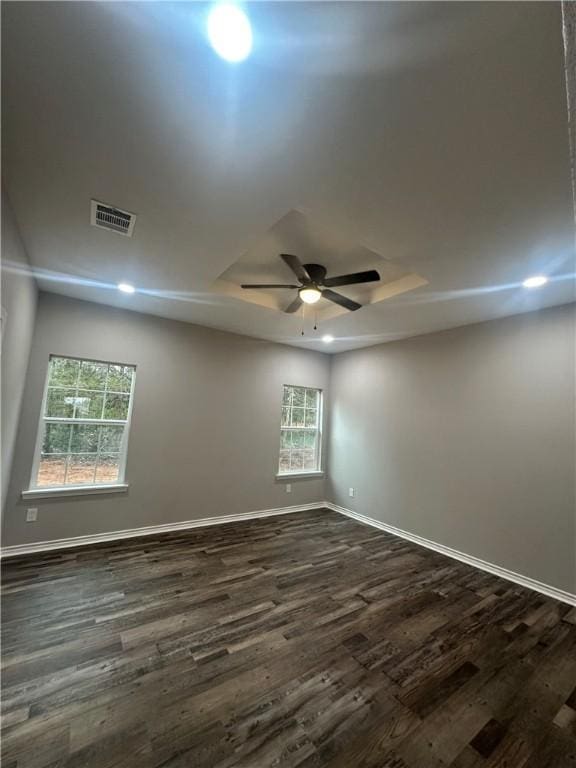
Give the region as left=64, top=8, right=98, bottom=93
left=327, top=303, right=576, bottom=594
left=3, top=293, right=330, bottom=546
left=1, top=192, right=37, bottom=515
left=3, top=290, right=575, bottom=596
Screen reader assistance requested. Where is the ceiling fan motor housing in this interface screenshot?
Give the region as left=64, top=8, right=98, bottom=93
left=302, top=264, right=327, bottom=285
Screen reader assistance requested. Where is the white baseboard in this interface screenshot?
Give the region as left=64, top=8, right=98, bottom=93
left=3, top=500, right=575, bottom=608
left=325, top=502, right=576, bottom=607
left=0, top=502, right=323, bottom=559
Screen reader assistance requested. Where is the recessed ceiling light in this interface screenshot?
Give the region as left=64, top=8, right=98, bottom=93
left=299, top=287, right=322, bottom=305
left=522, top=275, right=548, bottom=289
left=118, top=282, right=135, bottom=294
left=322, top=335, right=334, bottom=343
left=207, top=4, right=252, bottom=62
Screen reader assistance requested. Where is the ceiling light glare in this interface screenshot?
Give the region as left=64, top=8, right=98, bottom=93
left=522, top=275, right=548, bottom=289
left=207, top=4, right=252, bottom=62
left=118, top=282, right=136, bottom=294
left=299, top=287, right=322, bottom=305
left=322, top=335, right=334, bottom=343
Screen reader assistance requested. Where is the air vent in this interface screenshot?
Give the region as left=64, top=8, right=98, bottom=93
left=90, top=200, right=136, bottom=237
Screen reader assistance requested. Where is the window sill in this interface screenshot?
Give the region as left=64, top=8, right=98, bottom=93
left=276, top=471, right=324, bottom=480
left=22, top=484, right=129, bottom=500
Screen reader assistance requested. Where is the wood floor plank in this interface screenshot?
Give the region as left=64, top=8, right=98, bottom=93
left=2, top=509, right=575, bottom=767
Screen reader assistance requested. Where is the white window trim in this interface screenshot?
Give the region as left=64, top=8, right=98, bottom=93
left=22, top=484, right=129, bottom=500
left=277, top=384, right=324, bottom=477
left=26, top=354, right=136, bottom=496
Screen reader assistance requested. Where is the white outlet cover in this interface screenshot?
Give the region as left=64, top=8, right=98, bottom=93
left=26, top=508, right=38, bottom=522
left=286, top=484, right=292, bottom=493
left=348, top=488, right=355, bottom=497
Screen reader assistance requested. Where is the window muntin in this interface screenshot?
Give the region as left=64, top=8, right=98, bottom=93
left=279, top=385, right=322, bottom=474
left=31, top=356, right=136, bottom=489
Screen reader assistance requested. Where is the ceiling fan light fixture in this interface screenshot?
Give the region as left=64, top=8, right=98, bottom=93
left=299, top=287, right=322, bottom=304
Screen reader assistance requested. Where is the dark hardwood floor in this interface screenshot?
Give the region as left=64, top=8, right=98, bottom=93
left=2, top=509, right=576, bottom=767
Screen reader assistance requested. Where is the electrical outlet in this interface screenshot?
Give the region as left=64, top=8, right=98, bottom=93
left=286, top=483, right=292, bottom=493
left=26, top=508, right=38, bottom=522
left=348, top=487, right=355, bottom=498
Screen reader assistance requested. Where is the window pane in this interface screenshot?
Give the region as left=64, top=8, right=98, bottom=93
left=107, top=365, right=133, bottom=393
left=95, top=454, right=120, bottom=483
left=78, top=360, right=107, bottom=390
left=66, top=455, right=96, bottom=485
left=33, top=356, right=135, bottom=490
left=290, top=451, right=304, bottom=470
left=37, top=456, right=66, bottom=486
left=303, top=450, right=317, bottom=470
left=49, top=357, right=80, bottom=388
left=279, top=450, right=290, bottom=473
left=73, top=390, right=105, bottom=419
left=100, top=425, right=124, bottom=452
left=278, top=386, right=322, bottom=474
left=305, top=389, right=318, bottom=408
left=304, top=430, right=316, bottom=449
left=103, top=393, right=130, bottom=420
left=45, top=388, right=76, bottom=418
left=291, top=430, right=305, bottom=449
left=291, top=407, right=305, bottom=427
left=305, top=408, right=317, bottom=427
left=292, top=388, right=305, bottom=407
left=42, top=423, right=71, bottom=454
left=70, top=424, right=99, bottom=453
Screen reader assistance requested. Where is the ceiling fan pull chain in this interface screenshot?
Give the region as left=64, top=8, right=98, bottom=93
left=313, top=309, right=318, bottom=331
left=301, top=304, right=305, bottom=336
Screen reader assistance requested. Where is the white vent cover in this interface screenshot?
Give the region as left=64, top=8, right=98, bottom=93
left=90, top=200, right=136, bottom=237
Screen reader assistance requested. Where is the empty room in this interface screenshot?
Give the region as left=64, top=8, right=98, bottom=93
left=1, top=1, right=575, bottom=766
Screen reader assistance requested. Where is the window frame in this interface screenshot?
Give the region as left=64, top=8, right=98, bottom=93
left=277, top=384, right=324, bottom=477
left=27, top=354, right=137, bottom=493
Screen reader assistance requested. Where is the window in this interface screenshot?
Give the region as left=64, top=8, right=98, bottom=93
left=278, top=385, right=322, bottom=474
left=30, top=356, right=136, bottom=490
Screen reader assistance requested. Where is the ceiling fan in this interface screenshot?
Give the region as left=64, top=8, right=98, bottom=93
left=241, top=254, right=381, bottom=313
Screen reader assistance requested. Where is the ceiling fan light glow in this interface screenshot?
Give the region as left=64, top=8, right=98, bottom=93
left=522, top=275, right=548, bottom=289
left=117, top=282, right=135, bottom=294
left=207, top=4, right=252, bottom=62
left=322, top=335, right=334, bottom=343
left=299, top=287, right=322, bottom=304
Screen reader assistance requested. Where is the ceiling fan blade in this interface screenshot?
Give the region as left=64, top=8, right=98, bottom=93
left=280, top=254, right=311, bottom=283
left=241, top=284, right=299, bottom=289
left=322, top=289, right=362, bottom=312
left=284, top=295, right=303, bottom=314
left=322, top=269, right=380, bottom=288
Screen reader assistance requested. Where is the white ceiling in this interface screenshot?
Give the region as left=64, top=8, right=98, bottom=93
left=2, top=1, right=574, bottom=353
